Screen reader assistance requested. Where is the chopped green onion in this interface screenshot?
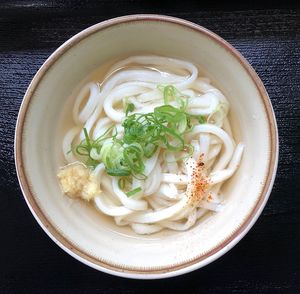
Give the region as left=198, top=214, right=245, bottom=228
left=73, top=84, right=207, bottom=179
left=106, top=168, right=131, bottom=176
left=158, top=84, right=188, bottom=111
left=163, top=85, right=175, bottom=104
left=118, top=178, right=126, bottom=189
left=126, top=187, right=142, bottom=197
left=83, top=128, right=91, bottom=148
left=125, top=102, right=135, bottom=116
left=197, top=115, right=206, bottom=124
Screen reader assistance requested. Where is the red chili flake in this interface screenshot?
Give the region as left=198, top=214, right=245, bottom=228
left=188, top=156, right=210, bottom=206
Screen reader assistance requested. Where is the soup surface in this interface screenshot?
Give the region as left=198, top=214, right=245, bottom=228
left=57, top=55, right=244, bottom=235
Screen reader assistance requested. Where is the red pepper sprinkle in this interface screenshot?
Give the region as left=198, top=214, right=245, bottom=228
left=187, top=155, right=210, bottom=206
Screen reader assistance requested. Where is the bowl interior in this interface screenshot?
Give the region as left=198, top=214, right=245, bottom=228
left=18, top=17, right=273, bottom=276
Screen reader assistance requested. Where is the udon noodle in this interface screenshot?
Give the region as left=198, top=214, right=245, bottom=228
left=58, top=55, right=244, bottom=235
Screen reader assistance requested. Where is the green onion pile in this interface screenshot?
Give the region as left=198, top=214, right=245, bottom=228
left=73, top=85, right=206, bottom=181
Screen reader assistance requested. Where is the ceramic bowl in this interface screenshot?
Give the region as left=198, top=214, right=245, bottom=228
left=15, top=15, right=278, bottom=279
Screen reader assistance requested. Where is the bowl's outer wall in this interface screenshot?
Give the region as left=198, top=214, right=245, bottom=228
left=15, top=15, right=278, bottom=279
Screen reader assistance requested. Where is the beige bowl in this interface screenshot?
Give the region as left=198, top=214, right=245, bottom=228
left=15, top=15, right=278, bottom=279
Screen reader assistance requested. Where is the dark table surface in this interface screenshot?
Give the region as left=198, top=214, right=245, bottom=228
left=1, top=1, right=299, bottom=293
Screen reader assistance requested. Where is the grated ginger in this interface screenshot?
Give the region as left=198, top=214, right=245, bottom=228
left=57, top=162, right=101, bottom=201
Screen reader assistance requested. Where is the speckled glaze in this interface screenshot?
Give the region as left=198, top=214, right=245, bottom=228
left=15, top=15, right=278, bottom=279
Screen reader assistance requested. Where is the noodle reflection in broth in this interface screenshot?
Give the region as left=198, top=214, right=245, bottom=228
left=57, top=55, right=244, bottom=235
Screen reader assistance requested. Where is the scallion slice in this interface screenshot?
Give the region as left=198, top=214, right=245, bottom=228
left=126, top=187, right=142, bottom=197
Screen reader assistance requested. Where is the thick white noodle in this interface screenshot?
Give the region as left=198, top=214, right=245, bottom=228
left=191, top=139, right=201, bottom=160
left=148, top=198, right=163, bottom=210
left=165, top=152, right=178, bottom=174
left=94, top=196, right=132, bottom=216
left=187, top=92, right=219, bottom=115
left=112, top=177, right=148, bottom=211
left=161, top=209, right=197, bottom=231
left=144, top=163, right=162, bottom=196
left=156, top=183, right=179, bottom=200
left=209, top=143, right=245, bottom=184
left=131, top=223, right=163, bottom=234
left=162, top=173, right=189, bottom=185
left=73, top=83, right=100, bottom=124
left=187, top=124, right=235, bottom=171
left=199, top=134, right=211, bottom=162
left=107, top=55, right=198, bottom=89
left=62, top=55, right=244, bottom=234
left=125, top=197, right=188, bottom=223
left=198, top=200, right=223, bottom=212
left=93, top=117, right=113, bottom=140
left=62, top=126, right=80, bottom=163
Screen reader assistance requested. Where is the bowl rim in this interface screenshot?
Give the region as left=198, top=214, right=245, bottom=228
left=14, top=14, right=279, bottom=279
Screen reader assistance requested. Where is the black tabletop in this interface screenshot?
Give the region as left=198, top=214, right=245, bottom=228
left=1, top=1, right=300, bottom=293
